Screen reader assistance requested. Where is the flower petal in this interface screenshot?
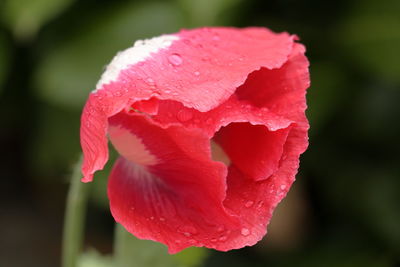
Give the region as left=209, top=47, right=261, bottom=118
left=235, top=43, right=310, bottom=123
left=221, top=125, right=309, bottom=251
left=213, top=123, right=291, bottom=181
left=81, top=27, right=295, bottom=181
left=80, top=26, right=310, bottom=253
left=107, top=112, right=241, bottom=253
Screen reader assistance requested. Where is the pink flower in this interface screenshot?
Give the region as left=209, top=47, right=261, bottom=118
left=80, top=27, right=310, bottom=253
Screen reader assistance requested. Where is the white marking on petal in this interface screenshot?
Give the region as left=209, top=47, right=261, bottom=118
left=109, top=125, right=158, bottom=166
left=95, top=34, right=179, bottom=90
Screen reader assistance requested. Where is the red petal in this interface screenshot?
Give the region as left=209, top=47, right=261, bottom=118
left=107, top=112, right=239, bottom=253
left=221, top=125, right=309, bottom=251
left=213, top=123, right=291, bottom=181
left=80, top=27, right=310, bottom=252
left=235, top=43, right=310, bottom=123
left=81, top=27, right=295, bottom=181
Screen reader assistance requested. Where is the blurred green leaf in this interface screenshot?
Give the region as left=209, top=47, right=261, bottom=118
left=174, top=247, right=208, bottom=267
left=35, top=1, right=183, bottom=110
left=2, top=0, right=75, bottom=40
left=177, top=0, right=241, bottom=26
left=115, top=224, right=209, bottom=267
left=337, top=0, right=400, bottom=84
left=115, top=224, right=179, bottom=267
left=78, top=249, right=114, bottom=267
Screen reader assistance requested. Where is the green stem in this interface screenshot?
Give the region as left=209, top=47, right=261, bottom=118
left=62, top=156, right=90, bottom=267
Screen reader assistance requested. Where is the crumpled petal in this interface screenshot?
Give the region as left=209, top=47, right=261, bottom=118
left=108, top=112, right=241, bottom=253
left=80, top=27, right=295, bottom=182
left=80, top=26, right=310, bottom=253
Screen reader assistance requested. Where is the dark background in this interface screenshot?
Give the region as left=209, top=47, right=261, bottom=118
left=1, top=0, right=399, bottom=266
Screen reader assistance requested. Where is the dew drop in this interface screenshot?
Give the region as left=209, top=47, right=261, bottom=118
left=257, top=201, right=264, bottom=208
left=150, top=216, right=154, bottom=220
left=217, top=226, right=225, bottom=232
left=168, top=53, right=183, bottom=66
left=194, top=71, right=200, bottom=76
left=159, top=217, right=166, bottom=222
left=280, top=184, right=287, bottom=190
left=146, top=78, right=155, bottom=86
left=178, top=225, right=198, bottom=236
left=175, top=239, right=181, bottom=243
left=177, top=109, right=193, bottom=122
left=241, top=228, right=250, bottom=236
left=245, top=201, right=254, bottom=208
left=218, top=236, right=227, bottom=241
left=210, top=238, right=217, bottom=242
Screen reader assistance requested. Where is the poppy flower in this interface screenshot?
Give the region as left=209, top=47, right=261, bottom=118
left=80, top=27, right=310, bottom=253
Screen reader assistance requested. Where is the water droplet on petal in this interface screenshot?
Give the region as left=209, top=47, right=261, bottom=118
left=159, top=217, right=166, bottom=221
left=168, top=53, right=183, bottom=66
left=150, top=216, right=154, bottom=220
left=212, top=34, right=220, bottom=41
left=280, top=184, right=287, bottom=190
left=210, top=238, right=217, bottom=242
left=241, top=228, right=250, bottom=236
left=245, top=201, right=254, bottom=208
left=177, top=109, right=193, bottom=122
left=194, top=71, right=200, bottom=76
left=219, top=236, right=227, bottom=241
left=146, top=78, right=155, bottom=85
left=217, top=226, right=225, bottom=232
left=183, top=232, right=191, bottom=237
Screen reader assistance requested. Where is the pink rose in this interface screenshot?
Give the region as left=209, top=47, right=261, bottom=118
left=80, top=27, right=310, bottom=253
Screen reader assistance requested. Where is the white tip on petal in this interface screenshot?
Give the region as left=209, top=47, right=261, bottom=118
left=95, top=34, right=179, bottom=90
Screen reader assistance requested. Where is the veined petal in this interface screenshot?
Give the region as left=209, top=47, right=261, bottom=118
left=107, top=112, right=240, bottom=253
left=80, top=26, right=310, bottom=253
left=80, top=27, right=295, bottom=182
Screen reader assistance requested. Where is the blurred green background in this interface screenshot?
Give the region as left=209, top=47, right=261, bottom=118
left=1, top=0, right=399, bottom=266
